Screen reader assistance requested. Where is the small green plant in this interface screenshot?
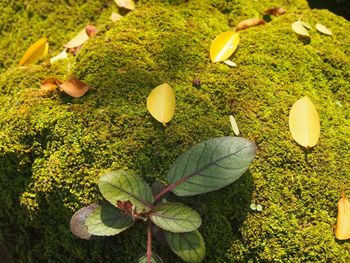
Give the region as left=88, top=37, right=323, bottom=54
left=70, top=136, right=256, bottom=263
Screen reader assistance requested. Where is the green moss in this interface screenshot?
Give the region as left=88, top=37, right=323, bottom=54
left=0, top=0, right=350, bottom=262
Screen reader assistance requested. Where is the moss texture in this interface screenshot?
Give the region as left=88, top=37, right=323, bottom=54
left=0, top=0, right=350, bottom=262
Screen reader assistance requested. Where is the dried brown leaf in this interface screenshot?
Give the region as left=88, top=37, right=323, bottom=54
left=59, top=77, right=90, bottom=98
left=235, top=18, right=266, bottom=31
left=40, top=77, right=62, bottom=91
left=85, top=25, right=98, bottom=37
left=264, top=7, right=286, bottom=16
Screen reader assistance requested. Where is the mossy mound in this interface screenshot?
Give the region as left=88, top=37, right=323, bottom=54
left=0, top=0, right=350, bottom=262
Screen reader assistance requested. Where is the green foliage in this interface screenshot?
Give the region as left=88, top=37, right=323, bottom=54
left=73, top=136, right=255, bottom=262
left=99, top=170, right=154, bottom=213
left=167, top=137, right=257, bottom=196
left=164, top=230, right=205, bottom=263
left=149, top=202, right=202, bottom=233
left=0, top=0, right=350, bottom=262
left=85, top=204, right=134, bottom=236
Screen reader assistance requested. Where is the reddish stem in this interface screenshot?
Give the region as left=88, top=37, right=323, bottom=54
left=147, top=220, right=152, bottom=263
left=154, top=183, right=175, bottom=201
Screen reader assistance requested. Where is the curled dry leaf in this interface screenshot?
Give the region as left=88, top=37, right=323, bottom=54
left=210, top=31, right=240, bottom=63
left=224, top=60, right=237, bottom=67
left=264, top=7, right=286, bottom=16
left=316, top=23, right=332, bottom=35
left=59, top=77, right=90, bottom=98
left=114, top=0, right=135, bottom=10
left=19, top=37, right=49, bottom=66
left=235, top=18, right=266, bottom=31
left=147, top=83, right=175, bottom=126
left=111, top=12, right=123, bottom=22
left=64, top=25, right=98, bottom=49
left=289, top=96, right=320, bottom=148
left=229, top=115, right=240, bottom=136
left=335, top=191, right=350, bottom=240
left=292, top=21, right=310, bottom=38
left=40, top=77, right=62, bottom=91
left=85, top=25, right=98, bottom=37
left=50, top=49, right=68, bottom=64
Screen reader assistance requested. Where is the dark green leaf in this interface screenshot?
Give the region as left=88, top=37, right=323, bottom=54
left=70, top=204, right=99, bottom=240
left=164, top=229, right=205, bottom=263
left=98, top=170, right=154, bottom=213
left=149, top=202, right=201, bottom=233
left=137, top=253, right=163, bottom=263
left=85, top=204, right=134, bottom=236
left=167, top=137, right=256, bottom=196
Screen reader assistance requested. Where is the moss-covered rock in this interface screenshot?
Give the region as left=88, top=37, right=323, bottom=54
left=0, top=0, right=350, bottom=262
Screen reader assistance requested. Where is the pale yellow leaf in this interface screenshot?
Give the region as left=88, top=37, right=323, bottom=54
left=114, top=0, right=135, bottom=10
left=335, top=191, right=350, bottom=240
left=229, top=115, right=240, bottom=136
left=210, top=32, right=240, bottom=63
left=292, top=21, right=310, bottom=37
left=59, top=77, right=90, bottom=98
left=289, top=96, right=320, bottom=148
left=64, top=28, right=89, bottom=49
left=19, top=37, right=49, bottom=66
left=111, top=13, right=123, bottom=22
left=147, top=83, right=175, bottom=125
left=300, top=21, right=312, bottom=30
left=316, top=23, right=332, bottom=35
left=224, top=60, right=237, bottom=67
left=50, top=49, right=68, bottom=64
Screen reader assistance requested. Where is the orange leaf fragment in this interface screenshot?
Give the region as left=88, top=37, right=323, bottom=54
left=40, top=77, right=62, bottom=91
left=264, top=7, right=286, bottom=16
left=19, top=37, right=49, bottom=66
left=235, top=18, right=266, bottom=32
left=59, top=77, right=90, bottom=98
left=85, top=25, right=98, bottom=37
left=335, top=191, right=350, bottom=240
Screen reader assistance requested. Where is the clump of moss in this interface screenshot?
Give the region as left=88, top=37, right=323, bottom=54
left=0, top=0, right=350, bottom=262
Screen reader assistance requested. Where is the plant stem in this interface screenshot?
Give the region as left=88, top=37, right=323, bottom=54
left=154, top=183, right=175, bottom=201
left=147, top=220, right=152, bottom=263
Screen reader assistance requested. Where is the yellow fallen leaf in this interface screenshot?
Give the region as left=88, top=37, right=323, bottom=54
left=224, top=60, right=237, bottom=67
left=59, top=77, right=90, bottom=98
left=289, top=96, right=320, bottom=148
left=235, top=18, right=266, bottom=31
left=64, top=28, right=89, bottom=49
left=210, top=32, right=240, bottom=63
left=147, top=83, right=175, bottom=126
left=300, top=21, right=312, bottom=30
left=19, top=37, right=49, bottom=66
left=335, top=191, right=350, bottom=240
left=229, top=115, right=240, bottom=135
left=316, top=23, right=332, bottom=35
left=114, top=0, right=135, bottom=10
left=292, top=21, right=310, bottom=38
left=50, top=49, right=68, bottom=64
left=111, top=12, right=123, bottom=22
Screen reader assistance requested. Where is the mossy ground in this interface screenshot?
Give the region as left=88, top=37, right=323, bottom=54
left=0, top=0, right=350, bottom=262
